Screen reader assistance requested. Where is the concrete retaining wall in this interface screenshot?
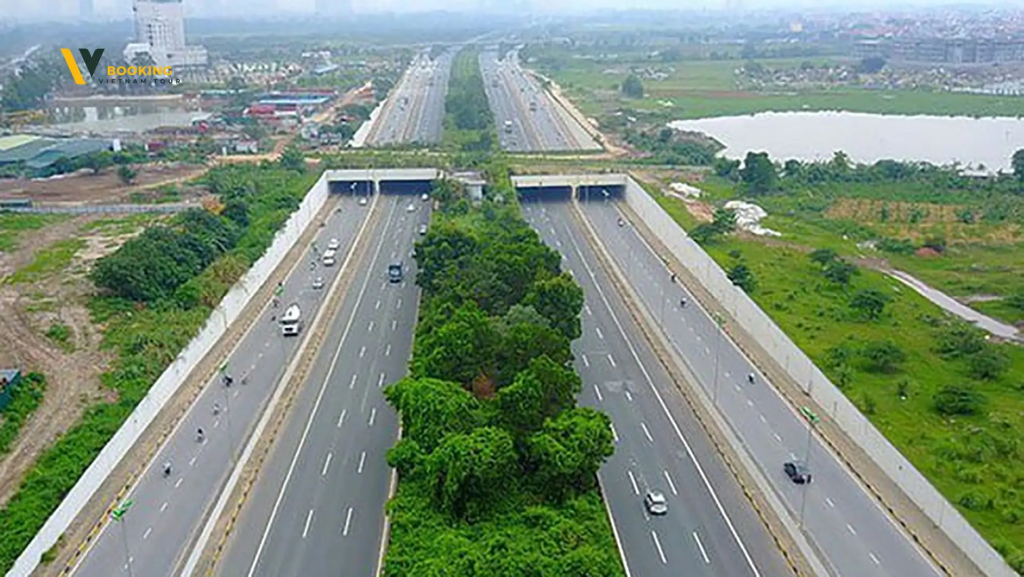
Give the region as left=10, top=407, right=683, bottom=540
left=620, top=177, right=1015, bottom=577
left=8, top=173, right=331, bottom=577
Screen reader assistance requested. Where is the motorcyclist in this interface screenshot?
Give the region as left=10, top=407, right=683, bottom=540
left=747, top=373, right=755, bottom=384
left=617, top=218, right=624, bottom=227
left=679, top=297, right=687, bottom=308
left=163, top=461, right=172, bottom=477
left=197, top=427, right=205, bottom=442
left=223, top=374, right=233, bottom=387
left=213, top=402, right=221, bottom=416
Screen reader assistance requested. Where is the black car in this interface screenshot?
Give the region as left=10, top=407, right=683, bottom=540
left=784, top=460, right=812, bottom=484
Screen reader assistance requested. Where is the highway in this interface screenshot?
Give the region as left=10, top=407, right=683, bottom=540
left=577, top=196, right=942, bottom=577
left=479, top=49, right=599, bottom=152
left=521, top=199, right=792, bottom=577
left=368, top=50, right=454, bottom=146
left=69, top=195, right=370, bottom=577
left=215, top=193, right=429, bottom=577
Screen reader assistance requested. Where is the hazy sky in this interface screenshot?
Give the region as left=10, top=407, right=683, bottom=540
left=0, top=0, right=1012, bottom=21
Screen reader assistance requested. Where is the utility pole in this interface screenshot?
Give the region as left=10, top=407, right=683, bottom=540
left=711, top=311, right=725, bottom=404
left=111, top=500, right=135, bottom=577
left=798, top=406, right=821, bottom=529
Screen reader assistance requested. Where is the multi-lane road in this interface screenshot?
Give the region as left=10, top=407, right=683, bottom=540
left=522, top=199, right=792, bottom=577
left=69, top=196, right=370, bottom=577
left=576, top=196, right=942, bottom=577
left=215, top=193, right=429, bottom=577
left=480, top=49, right=599, bottom=152
left=367, top=50, right=455, bottom=146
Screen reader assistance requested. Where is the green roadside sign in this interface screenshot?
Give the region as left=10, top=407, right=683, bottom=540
left=111, top=499, right=134, bottom=521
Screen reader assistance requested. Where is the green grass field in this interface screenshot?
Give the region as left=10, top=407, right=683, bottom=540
left=644, top=183, right=1024, bottom=570
left=0, top=213, right=66, bottom=253
left=543, top=55, right=1024, bottom=119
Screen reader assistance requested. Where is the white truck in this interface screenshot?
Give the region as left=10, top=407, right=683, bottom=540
left=279, top=303, right=302, bottom=336
left=504, top=119, right=513, bottom=133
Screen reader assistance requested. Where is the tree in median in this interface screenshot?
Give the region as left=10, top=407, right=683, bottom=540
left=426, top=426, right=518, bottom=519
left=527, top=407, right=614, bottom=502
left=496, top=355, right=581, bottom=436
left=412, top=302, right=502, bottom=387
left=384, top=377, right=482, bottom=453
left=523, top=273, right=584, bottom=341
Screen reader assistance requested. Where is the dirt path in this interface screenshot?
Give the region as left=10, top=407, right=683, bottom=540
left=0, top=214, right=133, bottom=507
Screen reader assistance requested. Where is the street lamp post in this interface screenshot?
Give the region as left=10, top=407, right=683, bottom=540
left=711, top=312, right=724, bottom=404
left=798, top=407, right=821, bottom=529
left=111, top=500, right=135, bottom=577
left=224, top=387, right=237, bottom=464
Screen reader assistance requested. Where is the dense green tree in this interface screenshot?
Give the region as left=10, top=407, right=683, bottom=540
left=412, top=303, right=502, bottom=386
left=497, top=322, right=571, bottom=387
left=426, top=427, right=518, bottom=518
left=117, top=165, right=137, bottom=185
left=496, top=355, right=581, bottom=435
left=221, top=199, right=250, bottom=228
left=809, top=248, right=838, bottom=267
left=739, top=151, right=777, bottom=195
left=727, top=263, right=757, bottom=293
left=823, top=260, right=859, bottom=286
left=528, top=408, right=614, bottom=501
left=279, top=145, right=306, bottom=172
left=934, top=384, right=987, bottom=416
left=1012, top=149, right=1024, bottom=183
left=83, top=151, right=114, bottom=175
left=385, top=378, right=482, bottom=453
left=849, top=288, right=891, bottom=320
left=861, top=340, right=906, bottom=373
left=620, top=74, right=644, bottom=98
left=386, top=438, right=425, bottom=478
left=713, top=157, right=741, bottom=180
left=523, top=273, right=585, bottom=340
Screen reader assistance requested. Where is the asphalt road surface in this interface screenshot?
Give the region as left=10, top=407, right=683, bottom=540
left=215, top=193, right=430, bottom=577
left=522, top=199, right=792, bottom=577
left=369, top=50, right=454, bottom=146
left=579, top=197, right=942, bottom=577
left=479, top=50, right=597, bottom=152
left=70, top=195, right=370, bottom=577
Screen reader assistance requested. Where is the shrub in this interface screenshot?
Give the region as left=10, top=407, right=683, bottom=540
left=861, top=340, right=906, bottom=373
left=967, top=347, right=1010, bottom=381
left=727, top=263, right=757, bottom=293
left=934, top=384, right=987, bottom=416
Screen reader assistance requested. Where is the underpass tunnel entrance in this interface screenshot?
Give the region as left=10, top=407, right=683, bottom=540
left=516, top=186, right=573, bottom=202
left=379, top=180, right=434, bottom=196
left=577, top=184, right=625, bottom=203
left=329, top=180, right=374, bottom=196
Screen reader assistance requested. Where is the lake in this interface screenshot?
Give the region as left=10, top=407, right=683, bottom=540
left=668, top=111, right=1024, bottom=173
left=39, top=107, right=209, bottom=137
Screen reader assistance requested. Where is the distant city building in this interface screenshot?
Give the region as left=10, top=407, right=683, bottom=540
left=126, top=0, right=208, bottom=68
left=890, top=37, right=1024, bottom=64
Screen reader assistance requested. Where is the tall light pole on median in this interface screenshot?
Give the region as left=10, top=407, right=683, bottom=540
left=111, top=500, right=135, bottom=577
left=798, top=407, right=821, bottom=529
left=711, top=311, right=725, bottom=404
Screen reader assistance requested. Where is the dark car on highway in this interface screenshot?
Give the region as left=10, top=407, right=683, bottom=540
left=784, top=460, right=812, bottom=484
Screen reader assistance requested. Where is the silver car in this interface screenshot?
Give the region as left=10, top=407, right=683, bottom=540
left=644, top=491, right=668, bottom=515
left=312, top=277, right=325, bottom=290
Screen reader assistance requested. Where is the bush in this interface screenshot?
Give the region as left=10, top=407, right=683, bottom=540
left=934, top=384, right=987, bottom=416
left=727, top=263, right=757, bottom=293
left=860, top=340, right=906, bottom=373
left=967, top=347, right=1010, bottom=381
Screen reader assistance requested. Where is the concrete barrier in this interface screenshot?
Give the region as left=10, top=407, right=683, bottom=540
left=7, top=173, right=331, bottom=577
left=619, top=177, right=1016, bottom=577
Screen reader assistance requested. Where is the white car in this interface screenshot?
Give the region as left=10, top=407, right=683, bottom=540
left=359, top=196, right=368, bottom=206
left=421, top=193, right=429, bottom=202
left=327, top=238, right=340, bottom=250
left=407, top=204, right=416, bottom=212
left=312, top=277, right=324, bottom=290
left=644, top=491, right=668, bottom=515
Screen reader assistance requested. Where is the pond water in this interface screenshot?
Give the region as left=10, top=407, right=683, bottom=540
left=39, top=106, right=208, bottom=136
left=668, top=111, right=1024, bottom=173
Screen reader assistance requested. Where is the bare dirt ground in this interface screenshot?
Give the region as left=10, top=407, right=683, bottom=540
left=0, top=213, right=160, bottom=507
left=0, top=163, right=208, bottom=204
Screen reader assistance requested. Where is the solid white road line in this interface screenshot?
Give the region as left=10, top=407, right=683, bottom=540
left=627, top=469, right=639, bottom=495
left=302, top=509, right=314, bottom=539
left=337, top=409, right=346, bottom=428
left=640, top=422, right=654, bottom=443
left=562, top=218, right=763, bottom=577
left=593, top=384, right=603, bottom=402
left=651, top=531, right=667, bottom=564
left=358, top=451, right=366, bottom=474
left=663, top=470, right=677, bottom=496
left=693, top=531, right=710, bottom=564
left=342, top=507, right=354, bottom=537
left=369, top=407, right=377, bottom=427
left=322, top=452, right=332, bottom=477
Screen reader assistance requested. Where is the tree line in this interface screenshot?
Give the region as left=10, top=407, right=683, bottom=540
left=381, top=180, right=623, bottom=576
